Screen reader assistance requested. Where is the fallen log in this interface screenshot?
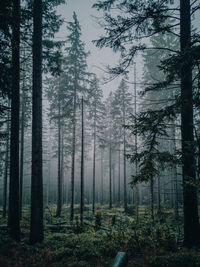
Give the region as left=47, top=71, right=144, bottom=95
left=53, top=221, right=67, bottom=226
left=111, top=252, right=128, bottom=267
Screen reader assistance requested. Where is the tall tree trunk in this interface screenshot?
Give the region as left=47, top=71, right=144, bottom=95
left=80, top=97, right=84, bottom=223
left=112, top=163, right=115, bottom=205
left=3, top=114, right=10, bottom=218
left=150, top=176, right=154, bottom=221
left=61, top=124, right=64, bottom=204
left=134, top=62, right=139, bottom=221
left=180, top=0, right=199, bottom=247
left=92, top=108, right=96, bottom=213
left=157, top=174, right=161, bottom=214
left=19, top=83, right=25, bottom=219
left=122, top=91, right=127, bottom=212
left=123, top=129, right=127, bottom=213
left=101, top=148, right=104, bottom=204
left=8, top=0, right=20, bottom=242
left=30, top=0, right=43, bottom=244
left=171, top=123, right=179, bottom=219
left=56, top=96, right=62, bottom=217
left=70, top=90, right=77, bottom=221
left=109, top=127, right=112, bottom=209
left=118, top=143, right=121, bottom=205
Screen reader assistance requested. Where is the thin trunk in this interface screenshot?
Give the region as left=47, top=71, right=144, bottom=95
left=47, top=153, right=51, bottom=205
left=180, top=0, right=199, bottom=247
left=109, top=127, right=112, bottom=209
left=113, top=163, right=115, bottom=205
left=157, top=174, right=161, bottom=214
left=56, top=98, right=61, bottom=217
left=92, top=108, right=96, bottom=213
left=3, top=115, right=9, bottom=218
left=134, top=62, right=139, bottom=221
left=30, top=0, right=43, bottom=244
left=150, top=176, right=154, bottom=221
left=118, top=143, right=121, bottom=205
left=123, top=90, right=127, bottom=212
left=8, top=0, right=20, bottom=242
left=101, top=149, right=104, bottom=204
left=19, top=84, right=25, bottom=219
left=70, top=91, right=76, bottom=221
left=171, top=123, right=179, bottom=219
left=135, top=184, right=139, bottom=222
left=80, top=97, right=84, bottom=223
left=61, top=125, right=64, bottom=204
left=123, top=137, right=127, bottom=213
left=174, top=167, right=179, bottom=220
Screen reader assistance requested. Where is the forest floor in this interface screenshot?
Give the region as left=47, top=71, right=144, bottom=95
left=1, top=205, right=200, bottom=266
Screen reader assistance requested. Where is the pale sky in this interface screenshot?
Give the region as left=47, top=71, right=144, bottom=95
left=56, top=0, right=132, bottom=97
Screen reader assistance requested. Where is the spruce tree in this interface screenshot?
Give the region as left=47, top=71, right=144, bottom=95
left=93, top=0, right=200, bottom=246
left=64, top=12, right=89, bottom=221
left=88, top=75, right=104, bottom=213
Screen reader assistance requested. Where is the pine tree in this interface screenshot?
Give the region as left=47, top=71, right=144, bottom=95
left=111, top=79, right=133, bottom=211
left=46, top=72, right=72, bottom=217
left=93, top=0, right=200, bottom=246
left=64, top=12, right=90, bottom=221
left=88, top=75, right=104, bottom=213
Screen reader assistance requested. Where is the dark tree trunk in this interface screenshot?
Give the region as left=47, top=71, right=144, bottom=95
left=8, top=0, right=20, bottom=242
left=19, top=84, right=25, bottom=219
left=70, top=92, right=76, bottom=221
left=80, top=97, right=84, bottom=223
left=109, top=127, right=112, bottom=209
left=3, top=115, right=10, bottom=218
left=92, top=108, right=96, bottom=213
left=118, top=143, right=121, bottom=205
left=101, top=149, right=104, bottom=204
left=157, top=174, right=161, bottom=214
left=56, top=97, right=62, bottom=217
left=30, top=0, right=43, bottom=244
left=61, top=125, right=64, bottom=204
left=112, top=163, right=115, bottom=205
left=171, top=123, right=179, bottom=219
left=180, top=0, right=199, bottom=247
left=122, top=91, right=127, bottom=212
left=134, top=64, right=139, bottom=221
left=150, top=176, right=154, bottom=221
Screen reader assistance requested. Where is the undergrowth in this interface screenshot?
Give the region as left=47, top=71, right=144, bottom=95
left=0, top=205, right=200, bottom=267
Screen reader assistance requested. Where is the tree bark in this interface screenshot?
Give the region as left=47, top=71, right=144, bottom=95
left=134, top=62, right=139, bottom=221
left=80, top=97, right=84, bottom=223
left=122, top=89, right=127, bottom=212
left=92, top=106, right=96, bottom=213
left=180, top=0, right=199, bottom=247
left=56, top=95, right=62, bottom=217
left=70, top=91, right=76, bottom=221
left=118, top=143, right=121, bottom=205
left=101, top=149, right=104, bottom=204
left=3, top=114, right=9, bottom=218
left=109, top=126, right=112, bottom=209
left=19, top=82, right=25, bottom=219
left=30, top=0, right=43, bottom=244
left=113, top=162, right=115, bottom=205
left=157, top=174, right=161, bottom=214
left=8, top=0, right=21, bottom=242
left=150, top=176, right=154, bottom=221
